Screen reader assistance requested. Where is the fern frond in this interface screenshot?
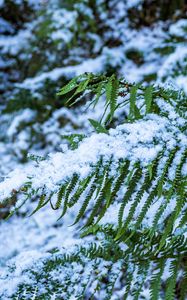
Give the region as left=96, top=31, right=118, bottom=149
left=144, top=85, right=153, bottom=114
left=129, top=85, right=140, bottom=120
left=106, top=74, right=119, bottom=120
left=57, top=74, right=85, bottom=96
left=132, top=261, right=150, bottom=300
left=1, top=74, right=187, bottom=300
left=165, top=259, right=179, bottom=300
left=117, top=163, right=142, bottom=229
left=150, top=259, right=165, bottom=300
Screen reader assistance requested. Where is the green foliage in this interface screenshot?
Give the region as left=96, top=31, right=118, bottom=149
left=9, top=231, right=187, bottom=299
left=3, top=74, right=187, bottom=299
left=57, top=73, right=186, bottom=125
left=88, top=119, right=108, bottom=134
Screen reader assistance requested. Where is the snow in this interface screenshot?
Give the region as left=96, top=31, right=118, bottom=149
left=175, top=75, right=187, bottom=94
left=157, top=45, right=187, bottom=80
left=1, top=114, right=185, bottom=201
left=0, top=196, right=83, bottom=298
left=126, top=0, right=143, bottom=8
left=7, top=109, right=36, bottom=137
left=169, top=19, right=187, bottom=37
left=17, top=56, right=105, bottom=90
left=0, top=28, right=32, bottom=55
left=0, top=0, right=187, bottom=298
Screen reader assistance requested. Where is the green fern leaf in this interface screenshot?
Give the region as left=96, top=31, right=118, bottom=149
left=145, top=86, right=153, bottom=113
left=88, top=118, right=108, bottom=134
left=105, top=75, right=119, bottom=120
left=165, top=259, right=179, bottom=300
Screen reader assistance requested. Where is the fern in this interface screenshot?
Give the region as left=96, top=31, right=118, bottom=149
left=1, top=74, right=187, bottom=299
left=105, top=74, right=119, bottom=120
left=88, top=118, right=108, bottom=134
left=129, top=85, right=140, bottom=120
left=165, top=259, right=180, bottom=300
left=150, top=259, right=165, bottom=300
left=57, top=73, right=186, bottom=127
left=144, top=85, right=153, bottom=114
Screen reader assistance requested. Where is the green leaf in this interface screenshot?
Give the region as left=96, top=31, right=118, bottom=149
left=57, top=76, right=79, bottom=96
left=150, top=259, right=165, bottom=300
left=76, top=76, right=91, bottom=94
left=165, top=259, right=179, bottom=300
left=129, top=85, right=140, bottom=120
left=93, top=82, right=103, bottom=108
left=148, top=164, right=153, bottom=180
left=88, top=119, right=108, bottom=134
left=105, top=75, right=119, bottom=119
left=57, top=74, right=91, bottom=104
left=66, top=76, right=92, bottom=105
left=129, top=85, right=137, bottom=115
left=145, top=86, right=153, bottom=113
left=134, top=105, right=142, bottom=119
